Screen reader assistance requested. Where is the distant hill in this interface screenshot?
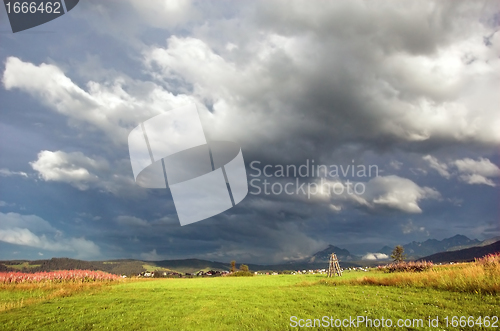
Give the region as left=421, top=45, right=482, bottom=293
left=417, top=240, right=500, bottom=263
left=479, top=236, right=500, bottom=246
left=377, top=235, right=480, bottom=258
left=3, top=234, right=496, bottom=274
left=308, top=245, right=358, bottom=262
left=0, top=257, right=361, bottom=275
left=0, top=258, right=148, bottom=276
left=447, top=236, right=500, bottom=252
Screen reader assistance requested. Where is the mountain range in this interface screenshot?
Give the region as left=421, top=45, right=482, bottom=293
left=417, top=240, right=500, bottom=263
left=377, top=234, right=483, bottom=258
left=0, top=234, right=498, bottom=274
left=306, top=234, right=494, bottom=262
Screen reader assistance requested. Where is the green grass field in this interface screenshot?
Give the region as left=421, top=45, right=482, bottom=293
left=1, top=269, right=499, bottom=330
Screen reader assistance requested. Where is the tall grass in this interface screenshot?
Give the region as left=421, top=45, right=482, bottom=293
left=321, top=253, right=500, bottom=294
left=0, top=281, right=112, bottom=312
left=0, top=270, right=122, bottom=312
left=0, top=270, right=120, bottom=284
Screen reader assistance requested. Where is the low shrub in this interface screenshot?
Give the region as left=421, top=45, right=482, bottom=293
left=226, top=271, right=254, bottom=277
left=378, top=261, right=433, bottom=273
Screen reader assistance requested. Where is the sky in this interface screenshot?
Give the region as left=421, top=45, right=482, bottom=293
left=0, top=0, right=499, bottom=264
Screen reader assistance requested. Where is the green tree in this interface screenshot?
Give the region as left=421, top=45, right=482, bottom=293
left=239, top=264, right=249, bottom=272
left=391, top=245, right=406, bottom=262
left=230, top=260, right=236, bottom=272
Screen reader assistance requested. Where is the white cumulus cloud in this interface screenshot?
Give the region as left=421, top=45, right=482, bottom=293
left=423, top=155, right=450, bottom=179
left=362, top=253, right=389, bottom=260
left=30, top=150, right=107, bottom=190
left=423, top=156, right=499, bottom=187
left=454, top=158, right=500, bottom=187
left=116, top=215, right=150, bottom=227
left=2, top=56, right=195, bottom=146
left=0, top=168, right=28, bottom=178
left=30, top=150, right=139, bottom=196
left=0, top=212, right=100, bottom=259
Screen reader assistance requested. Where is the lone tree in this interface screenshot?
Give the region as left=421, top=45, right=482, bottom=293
left=239, top=264, right=249, bottom=272
left=391, top=245, right=406, bottom=263
left=230, top=260, right=236, bottom=272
